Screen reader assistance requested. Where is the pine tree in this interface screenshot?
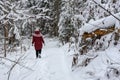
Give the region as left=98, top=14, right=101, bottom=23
left=58, top=0, right=87, bottom=44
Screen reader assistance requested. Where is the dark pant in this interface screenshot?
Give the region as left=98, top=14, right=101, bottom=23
left=36, top=49, right=41, bottom=58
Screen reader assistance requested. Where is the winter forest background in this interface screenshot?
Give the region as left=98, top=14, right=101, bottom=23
left=1, top=0, right=120, bottom=80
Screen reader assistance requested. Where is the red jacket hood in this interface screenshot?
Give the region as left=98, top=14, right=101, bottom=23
left=33, top=31, right=42, bottom=37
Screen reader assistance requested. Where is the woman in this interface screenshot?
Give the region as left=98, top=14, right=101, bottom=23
left=32, top=28, right=45, bottom=58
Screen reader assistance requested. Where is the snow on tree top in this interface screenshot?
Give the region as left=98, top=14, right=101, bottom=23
left=79, top=12, right=120, bottom=35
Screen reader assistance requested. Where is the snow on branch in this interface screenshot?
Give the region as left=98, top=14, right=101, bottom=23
left=79, top=12, right=120, bottom=36
left=79, top=0, right=120, bottom=36
left=92, top=0, right=120, bottom=21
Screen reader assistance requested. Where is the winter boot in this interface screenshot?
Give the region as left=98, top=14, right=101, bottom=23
left=38, top=54, right=41, bottom=58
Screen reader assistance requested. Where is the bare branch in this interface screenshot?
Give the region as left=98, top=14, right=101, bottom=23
left=7, top=56, right=21, bottom=80
left=92, top=0, right=120, bottom=21
left=0, top=56, right=34, bottom=71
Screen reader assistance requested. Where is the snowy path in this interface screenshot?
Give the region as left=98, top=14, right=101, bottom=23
left=17, top=38, right=73, bottom=80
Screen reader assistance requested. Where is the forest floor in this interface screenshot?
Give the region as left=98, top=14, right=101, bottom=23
left=0, top=38, right=76, bottom=80
left=20, top=38, right=73, bottom=80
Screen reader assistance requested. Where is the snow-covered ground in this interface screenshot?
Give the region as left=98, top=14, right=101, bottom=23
left=0, top=38, right=74, bottom=80
left=1, top=37, right=120, bottom=80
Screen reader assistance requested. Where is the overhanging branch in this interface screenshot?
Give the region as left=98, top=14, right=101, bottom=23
left=92, top=0, right=120, bottom=21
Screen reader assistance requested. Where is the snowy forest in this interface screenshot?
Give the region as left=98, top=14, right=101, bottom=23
left=1, top=0, right=120, bottom=80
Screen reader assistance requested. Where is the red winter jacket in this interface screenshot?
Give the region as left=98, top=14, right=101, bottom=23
left=32, top=31, right=44, bottom=50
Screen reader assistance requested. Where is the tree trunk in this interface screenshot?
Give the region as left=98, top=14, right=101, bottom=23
left=4, top=22, right=9, bottom=57
left=4, top=27, right=7, bottom=57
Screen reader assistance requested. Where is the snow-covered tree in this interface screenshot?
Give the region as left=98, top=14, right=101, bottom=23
left=48, top=0, right=61, bottom=37
left=58, top=0, right=86, bottom=44
left=69, top=0, right=120, bottom=69
left=0, top=0, right=53, bottom=56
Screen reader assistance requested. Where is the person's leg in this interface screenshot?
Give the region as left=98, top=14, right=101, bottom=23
left=38, top=49, right=41, bottom=58
left=36, top=50, right=39, bottom=58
